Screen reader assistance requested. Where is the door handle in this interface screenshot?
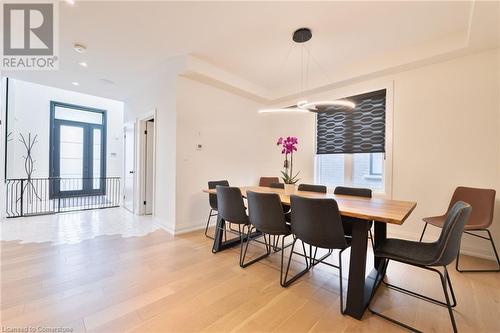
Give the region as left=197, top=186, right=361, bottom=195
left=129, top=170, right=135, bottom=174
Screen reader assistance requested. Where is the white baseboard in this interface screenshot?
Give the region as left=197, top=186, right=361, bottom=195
left=152, top=217, right=175, bottom=236
left=174, top=219, right=209, bottom=235
left=459, top=245, right=496, bottom=261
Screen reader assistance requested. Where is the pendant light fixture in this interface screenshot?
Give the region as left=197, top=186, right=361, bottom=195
left=259, top=28, right=356, bottom=114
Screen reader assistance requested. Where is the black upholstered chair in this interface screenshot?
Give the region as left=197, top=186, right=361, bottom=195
left=205, top=180, right=229, bottom=239
left=368, top=201, right=472, bottom=333
left=297, top=183, right=327, bottom=193
left=334, top=186, right=374, bottom=247
left=216, top=186, right=255, bottom=267
left=269, top=182, right=290, bottom=217
left=245, top=191, right=291, bottom=279
left=283, top=195, right=350, bottom=314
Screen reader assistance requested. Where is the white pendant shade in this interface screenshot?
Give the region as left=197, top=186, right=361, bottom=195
left=258, top=100, right=355, bottom=114
left=297, top=100, right=356, bottom=111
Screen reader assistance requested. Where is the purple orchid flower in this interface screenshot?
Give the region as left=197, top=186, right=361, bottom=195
left=276, top=136, right=300, bottom=184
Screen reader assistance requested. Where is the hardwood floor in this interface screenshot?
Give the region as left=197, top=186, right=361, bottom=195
left=1, top=210, right=499, bottom=332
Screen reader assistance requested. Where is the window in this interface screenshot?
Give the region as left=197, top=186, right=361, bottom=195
left=315, top=89, right=389, bottom=193
left=49, top=102, right=106, bottom=197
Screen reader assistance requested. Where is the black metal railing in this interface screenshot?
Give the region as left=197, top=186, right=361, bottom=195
left=5, top=177, right=121, bottom=218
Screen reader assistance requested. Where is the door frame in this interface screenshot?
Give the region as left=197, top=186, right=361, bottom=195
left=123, top=121, right=136, bottom=213
left=136, top=109, right=157, bottom=215
left=49, top=101, right=107, bottom=198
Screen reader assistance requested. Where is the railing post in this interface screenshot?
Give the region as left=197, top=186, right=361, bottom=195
left=20, top=179, right=24, bottom=217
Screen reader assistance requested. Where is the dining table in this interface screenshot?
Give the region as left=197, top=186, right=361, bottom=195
left=202, top=185, right=417, bottom=320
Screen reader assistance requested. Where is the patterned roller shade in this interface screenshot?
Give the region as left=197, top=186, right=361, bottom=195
left=316, top=89, right=386, bottom=154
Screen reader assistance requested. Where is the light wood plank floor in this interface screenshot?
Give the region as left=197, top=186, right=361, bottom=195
left=1, top=215, right=500, bottom=332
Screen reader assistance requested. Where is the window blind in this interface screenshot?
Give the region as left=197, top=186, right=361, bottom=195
left=316, top=89, right=386, bottom=154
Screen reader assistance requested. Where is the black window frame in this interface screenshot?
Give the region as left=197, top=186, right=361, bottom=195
left=49, top=101, right=107, bottom=198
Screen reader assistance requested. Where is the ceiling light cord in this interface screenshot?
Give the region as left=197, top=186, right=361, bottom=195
left=272, top=44, right=293, bottom=88
left=258, top=27, right=355, bottom=114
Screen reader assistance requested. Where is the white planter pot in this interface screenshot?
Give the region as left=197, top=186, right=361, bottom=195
left=284, top=183, right=296, bottom=194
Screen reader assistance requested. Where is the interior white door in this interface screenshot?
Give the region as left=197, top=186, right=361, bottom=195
left=123, top=122, right=135, bottom=213
left=144, top=121, right=155, bottom=215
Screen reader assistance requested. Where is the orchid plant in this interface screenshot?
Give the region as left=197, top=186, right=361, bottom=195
left=277, top=136, right=300, bottom=184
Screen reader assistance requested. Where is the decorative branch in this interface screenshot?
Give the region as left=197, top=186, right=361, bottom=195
left=17, top=132, right=41, bottom=203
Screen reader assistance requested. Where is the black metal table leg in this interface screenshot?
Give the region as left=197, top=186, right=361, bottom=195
left=212, top=214, right=226, bottom=253
left=212, top=215, right=261, bottom=253
left=344, top=220, right=387, bottom=320
left=345, top=220, right=369, bottom=319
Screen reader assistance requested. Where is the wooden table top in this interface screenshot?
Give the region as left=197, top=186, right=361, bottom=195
left=203, top=186, right=417, bottom=225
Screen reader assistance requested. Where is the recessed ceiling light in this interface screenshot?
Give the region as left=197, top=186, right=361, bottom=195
left=78, top=61, right=88, bottom=67
left=73, top=43, right=86, bottom=53
left=65, top=0, right=75, bottom=5
left=72, top=82, right=80, bottom=86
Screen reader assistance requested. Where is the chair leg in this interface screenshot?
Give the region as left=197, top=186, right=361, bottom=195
left=309, top=246, right=334, bottom=267
left=369, top=262, right=424, bottom=332
left=419, top=222, right=428, bottom=242
left=370, top=263, right=457, bottom=333
left=368, top=260, right=394, bottom=322
left=240, top=226, right=271, bottom=268
left=456, top=229, right=500, bottom=273
left=338, top=248, right=348, bottom=315
left=368, top=258, right=389, bottom=305
left=382, top=264, right=457, bottom=308
left=368, top=228, right=374, bottom=250
left=440, top=267, right=458, bottom=333
left=228, top=223, right=242, bottom=234
left=204, top=209, right=217, bottom=239
left=281, top=238, right=310, bottom=287
left=272, top=235, right=281, bottom=252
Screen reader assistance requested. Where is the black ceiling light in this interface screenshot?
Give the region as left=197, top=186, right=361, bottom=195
left=258, top=27, right=356, bottom=114
left=292, top=28, right=312, bottom=43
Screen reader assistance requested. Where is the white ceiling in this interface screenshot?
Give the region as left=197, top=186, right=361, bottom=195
left=3, top=1, right=499, bottom=102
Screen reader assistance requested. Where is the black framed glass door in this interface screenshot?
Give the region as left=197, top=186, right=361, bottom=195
left=49, top=102, right=106, bottom=198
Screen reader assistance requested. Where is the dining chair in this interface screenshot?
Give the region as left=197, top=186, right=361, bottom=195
left=204, top=180, right=229, bottom=239
left=259, top=177, right=280, bottom=187
left=334, top=186, right=374, bottom=248
left=297, top=183, right=327, bottom=193
left=282, top=195, right=350, bottom=314
left=368, top=201, right=471, bottom=333
left=245, top=191, right=291, bottom=279
left=270, top=182, right=290, bottom=219
left=419, top=186, right=498, bottom=272
left=216, top=186, right=259, bottom=267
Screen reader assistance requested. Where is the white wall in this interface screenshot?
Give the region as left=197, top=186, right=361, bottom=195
left=160, top=75, right=317, bottom=233
left=6, top=79, right=124, bottom=179
left=124, top=75, right=178, bottom=233
left=268, top=49, right=500, bottom=259
left=175, top=76, right=271, bottom=232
